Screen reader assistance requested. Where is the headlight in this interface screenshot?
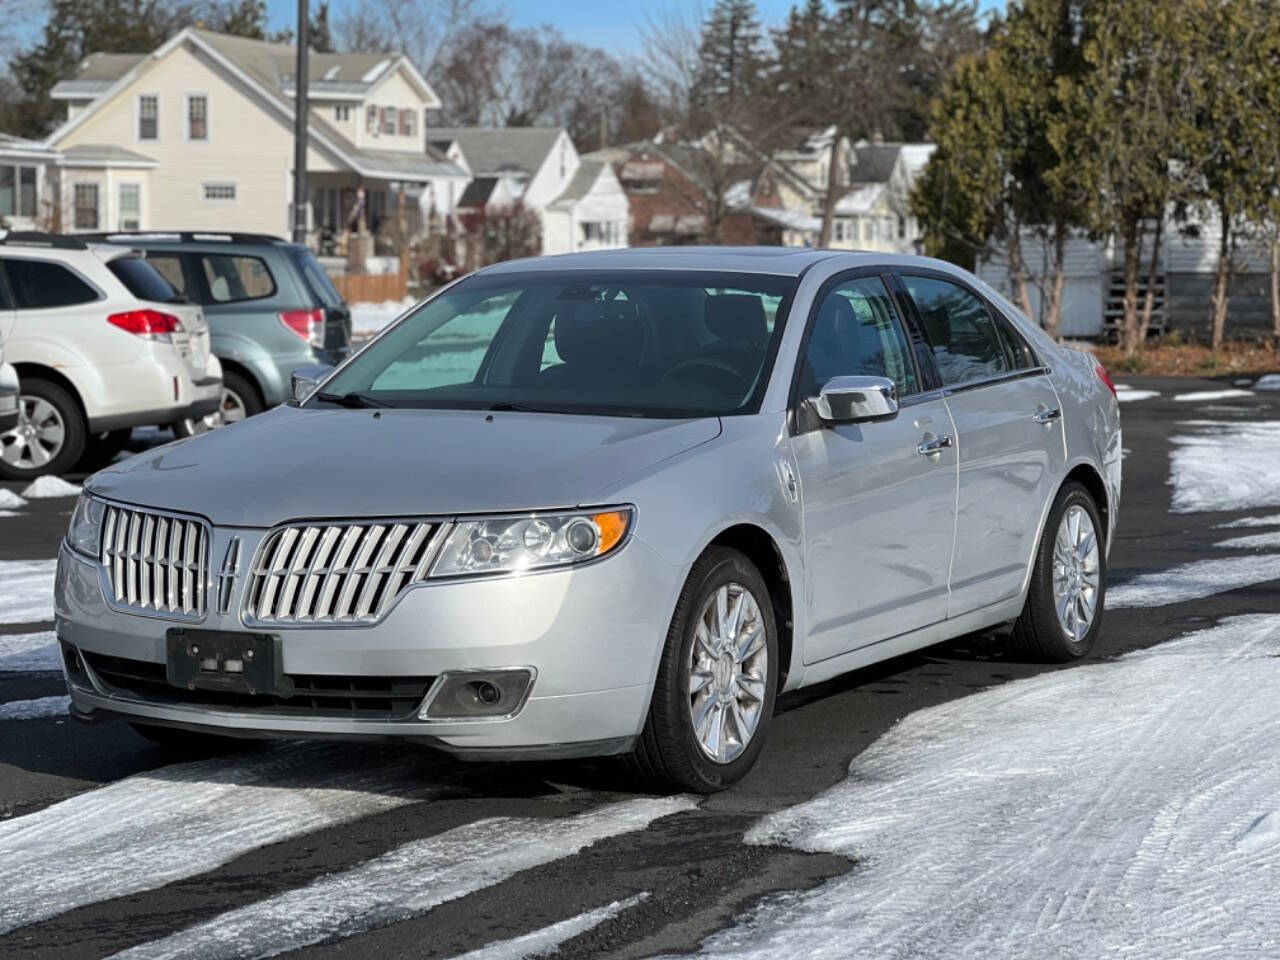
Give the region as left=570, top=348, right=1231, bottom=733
left=67, top=494, right=105, bottom=559
left=429, top=508, right=632, bottom=578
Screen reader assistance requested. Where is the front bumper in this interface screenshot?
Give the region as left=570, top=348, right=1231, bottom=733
left=0, top=363, right=17, bottom=434
left=56, top=530, right=678, bottom=758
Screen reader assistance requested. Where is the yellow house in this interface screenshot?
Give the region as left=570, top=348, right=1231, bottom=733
left=46, top=28, right=469, bottom=244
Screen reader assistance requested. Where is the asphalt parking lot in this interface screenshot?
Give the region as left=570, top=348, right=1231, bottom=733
left=1, top=375, right=1277, bottom=959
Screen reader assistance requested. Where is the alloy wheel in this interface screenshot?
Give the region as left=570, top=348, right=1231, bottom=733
left=0, top=396, right=66, bottom=470
left=181, top=386, right=247, bottom=436
left=1052, top=503, right=1101, bottom=643
left=687, top=581, right=769, bottom=764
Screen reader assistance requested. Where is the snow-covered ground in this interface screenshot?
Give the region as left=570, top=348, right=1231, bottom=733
left=20, top=476, right=81, bottom=499
left=0, top=630, right=59, bottom=672
left=0, top=695, right=69, bottom=720
left=349, top=297, right=417, bottom=336
left=1169, top=421, right=1280, bottom=513
left=1109, top=553, right=1280, bottom=607
left=1114, top=384, right=1160, bottom=403
left=0, top=560, right=57, bottom=625
left=1216, top=530, right=1280, bottom=551
left=1254, top=374, right=1280, bottom=391
left=693, top=615, right=1280, bottom=960
left=111, top=798, right=693, bottom=960
left=1172, top=388, right=1255, bottom=402
left=449, top=894, right=648, bottom=960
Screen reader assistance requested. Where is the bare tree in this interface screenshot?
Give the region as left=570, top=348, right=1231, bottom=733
left=334, top=0, right=488, bottom=80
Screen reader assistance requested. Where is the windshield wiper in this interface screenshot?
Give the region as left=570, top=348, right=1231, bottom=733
left=315, top=391, right=390, bottom=409
left=485, top=401, right=569, bottom=414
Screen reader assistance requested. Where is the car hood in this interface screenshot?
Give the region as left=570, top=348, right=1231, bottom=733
left=87, top=405, right=722, bottom=527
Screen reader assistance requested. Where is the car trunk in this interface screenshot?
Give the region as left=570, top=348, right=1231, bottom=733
left=286, top=245, right=352, bottom=360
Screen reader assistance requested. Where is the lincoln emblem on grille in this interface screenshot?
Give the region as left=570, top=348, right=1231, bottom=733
left=215, top=537, right=241, bottom=615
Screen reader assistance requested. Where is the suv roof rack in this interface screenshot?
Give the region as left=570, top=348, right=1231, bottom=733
left=81, top=231, right=289, bottom=245
left=0, top=230, right=90, bottom=250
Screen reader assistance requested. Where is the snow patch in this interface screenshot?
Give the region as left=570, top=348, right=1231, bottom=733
left=349, top=297, right=416, bottom=335
left=1172, top=388, right=1254, bottom=402
left=1168, top=421, right=1280, bottom=513
left=1254, top=373, right=1280, bottom=390
left=0, top=631, right=59, bottom=672
left=1235, top=812, right=1280, bottom=853
left=0, top=695, right=69, bottom=720
left=1115, top=388, right=1160, bottom=402
left=0, top=744, right=459, bottom=934
left=0, top=510, right=20, bottom=518
left=111, top=798, right=694, bottom=960
left=0, top=489, right=27, bottom=509
left=0, top=559, right=57, bottom=624
left=1216, top=530, right=1280, bottom=550
left=20, top=476, right=81, bottom=498
left=693, top=615, right=1280, bottom=960
left=1217, top=513, right=1280, bottom=529
left=448, top=894, right=648, bottom=960
left=1108, top=553, right=1280, bottom=608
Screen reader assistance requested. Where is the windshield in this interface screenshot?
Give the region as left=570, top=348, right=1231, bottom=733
left=315, top=270, right=798, bottom=418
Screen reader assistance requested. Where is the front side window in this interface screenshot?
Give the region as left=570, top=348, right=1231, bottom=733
left=902, top=275, right=1015, bottom=387
left=138, top=95, right=158, bottom=140
left=200, top=254, right=276, bottom=302
left=187, top=95, right=207, bottom=140
left=798, top=276, right=917, bottom=400
left=3, top=258, right=99, bottom=309
left=317, top=270, right=799, bottom=418
left=73, top=183, right=99, bottom=229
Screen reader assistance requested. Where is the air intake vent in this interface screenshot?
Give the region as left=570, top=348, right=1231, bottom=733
left=101, top=505, right=209, bottom=618
left=244, top=521, right=439, bottom=625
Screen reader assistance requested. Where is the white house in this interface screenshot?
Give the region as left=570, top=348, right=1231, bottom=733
left=0, top=134, right=61, bottom=230
left=429, top=127, right=628, bottom=255
left=45, top=29, right=470, bottom=242
left=828, top=140, right=935, bottom=254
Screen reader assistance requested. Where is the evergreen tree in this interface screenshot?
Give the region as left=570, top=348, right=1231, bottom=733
left=310, top=0, right=335, bottom=53
left=691, top=0, right=766, bottom=120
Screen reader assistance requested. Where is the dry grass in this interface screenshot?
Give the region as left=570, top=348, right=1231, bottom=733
left=1090, top=335, right=1280, bottom=377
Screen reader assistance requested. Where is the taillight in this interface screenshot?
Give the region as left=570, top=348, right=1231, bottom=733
left=108, top=309, right=182, bottom=340
left=1096, top=363, right=1117, bottom=398
left=280, top=308, right=325, bottom=347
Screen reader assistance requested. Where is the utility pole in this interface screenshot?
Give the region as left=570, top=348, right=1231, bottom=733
left=292, top=0, right=309, bottom=243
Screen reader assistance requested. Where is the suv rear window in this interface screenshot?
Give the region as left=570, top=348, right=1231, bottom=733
left=107, top=256, right=180, bottom=303
left=287, top=246, right=344, bottom=308
left=3, top=257, right=99, bottom=309
left=200, top=254, right=276, bottom=303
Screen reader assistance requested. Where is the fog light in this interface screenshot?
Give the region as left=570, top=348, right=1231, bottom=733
left=420, top=668, right=535, bottom=720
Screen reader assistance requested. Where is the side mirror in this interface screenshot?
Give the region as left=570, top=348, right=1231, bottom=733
left=810, top=375, right=899, bottom=424
left=291, top=364, right=334, bottom=403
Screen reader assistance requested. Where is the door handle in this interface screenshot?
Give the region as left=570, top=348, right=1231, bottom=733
left=917, top=435, right=953, bottom=456
left=1033, top=407, right=1062, bottom=425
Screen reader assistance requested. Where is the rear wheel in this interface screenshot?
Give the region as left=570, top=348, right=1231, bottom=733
left=173, top=370, right=261, bottom=438
left=625, top=547, right=778, bottom=793
left=0, top=378, right=87, bottom=480
left=1006, top=481, right=1106, bottom=662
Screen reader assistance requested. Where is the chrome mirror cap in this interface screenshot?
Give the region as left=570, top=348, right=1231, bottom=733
left=290, top=364, right=335, bottom=403
left=810, top=375, right=899, bottom=424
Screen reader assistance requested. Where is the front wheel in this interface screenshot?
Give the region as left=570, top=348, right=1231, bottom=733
left=1006, top=481, right=1106, bottom=662
left=625, top=547, right=778, bottom=793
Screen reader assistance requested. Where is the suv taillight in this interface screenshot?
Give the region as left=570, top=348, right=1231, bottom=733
left=108, top=309, right=182, bottom=340
left=280, top=308, right=325, bottom=348
left=1096, top=363, right=1118, bottom=398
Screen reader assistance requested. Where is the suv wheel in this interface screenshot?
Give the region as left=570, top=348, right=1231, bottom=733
left=1006, top=481, right=1107, bottom=662
left=625, top=547, right=778, bottom=793
left=173, top=371, right=261, bottom=438
left=0, top=378, right=87, bottom=480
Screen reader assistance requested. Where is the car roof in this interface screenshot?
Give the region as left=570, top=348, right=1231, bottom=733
left=478, top=246, right=965, bottom=279
left=79, top=231, right=295, bottom=251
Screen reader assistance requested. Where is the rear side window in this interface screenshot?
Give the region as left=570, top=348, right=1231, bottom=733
left=3, top=257, right=100, bottom=309
left=901, top=275, right=1014, bottom=387
left=144, top=253, right=190, bottom=298
left=287, top=246, right=344, bottom=308
left=199, top=254, right=276, bottom=303
left=107, top=257, right=179, bottom=303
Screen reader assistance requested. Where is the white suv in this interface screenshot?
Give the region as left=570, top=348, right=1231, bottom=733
left=0, top=334, right=16, bottom=436
left=0, top=232, right=222, bottom=479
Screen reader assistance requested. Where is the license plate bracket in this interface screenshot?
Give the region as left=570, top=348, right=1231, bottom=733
left=166, top=629, right=287, bottom=696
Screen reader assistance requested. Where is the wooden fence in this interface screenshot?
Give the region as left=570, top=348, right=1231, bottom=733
left=331, top=259, right=409, bottom=303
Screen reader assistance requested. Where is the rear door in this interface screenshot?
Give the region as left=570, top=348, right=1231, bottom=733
left=789, top=272, right=958, bottom=663
left=898, top=272, right=1066, bottom=618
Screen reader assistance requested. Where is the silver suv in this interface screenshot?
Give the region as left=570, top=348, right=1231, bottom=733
left=57, top=249, right=1121, bottom=792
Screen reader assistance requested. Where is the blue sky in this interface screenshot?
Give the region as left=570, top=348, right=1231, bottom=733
left=265, top=0, right=1006, bottom=54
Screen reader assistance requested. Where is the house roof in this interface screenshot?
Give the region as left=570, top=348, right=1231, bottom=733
left=60, top=143, right=158, bottom=167
left=834, top=183, right=888, bottom=215
left=427, top=127, right=563, bottom=176
left=457, top=176, right=499, bottom=209
left=551, top=160, right=604, bottom=207
left=850, top=144, right=902, bottom=184
left=749, top=206, right=820, bottom=234
left=50, top=53, right=146, bottom=97
left=0, top=133, right=60, bottom=160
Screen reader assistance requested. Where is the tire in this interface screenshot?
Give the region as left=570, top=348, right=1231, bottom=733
left=172, top=370, right=262, bottom=438
left=129, top=722, right=245, bottom=753
left=625, top=547, right=778, bottom=793
left=1006, top=481, right=1107, bottom=662
left=0, top=378, right=87, bottom=480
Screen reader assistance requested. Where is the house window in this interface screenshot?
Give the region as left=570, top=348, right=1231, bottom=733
left=399, top=108, right=415, bottom=137
left=335, top=105, right=350, bottom=122
left=897, top=215, right=907, bottom=239
left=833, top=219, right=847, bottom=243
left=118, top=183, right=140, bottom=229
left=187, top=95, right=207, bottom=140
left=381, top=107, right=396, bottom=135
left=138, top=95, right=158, bottom=140
left=0, top=165, right=37, bottom=218
left=73, top=183, right=99, bottom=229
left=202, top=182, right=237, bottom=201
left=366, top=105, right=379, bottom=135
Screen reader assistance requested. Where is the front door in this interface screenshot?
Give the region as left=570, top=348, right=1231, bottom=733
left=899, top=273, right=1067, bottom=616
left=789, top=274, right=958, bottom=664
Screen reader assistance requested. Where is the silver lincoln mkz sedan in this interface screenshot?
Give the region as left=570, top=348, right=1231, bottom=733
left=57, top=249, right=1121, bottom=792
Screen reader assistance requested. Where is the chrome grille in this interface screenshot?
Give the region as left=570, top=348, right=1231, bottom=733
left=101, top=505, right=209, bottom=618
left=244, top=521, right=439, bottom=625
